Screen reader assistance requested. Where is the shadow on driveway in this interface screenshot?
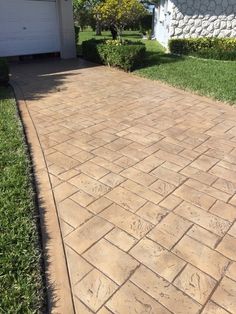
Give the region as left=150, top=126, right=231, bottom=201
left=10, top=57, right=101, bottom=102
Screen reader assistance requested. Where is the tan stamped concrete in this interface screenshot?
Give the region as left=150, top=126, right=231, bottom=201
left=12, top=59, right=236, bottom=314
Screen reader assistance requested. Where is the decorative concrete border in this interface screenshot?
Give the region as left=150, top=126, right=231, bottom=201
left=12, top=82, right=75, bottom=314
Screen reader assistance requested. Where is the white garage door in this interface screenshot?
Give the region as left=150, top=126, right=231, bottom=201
left=0, top=0, right=60, bottom=57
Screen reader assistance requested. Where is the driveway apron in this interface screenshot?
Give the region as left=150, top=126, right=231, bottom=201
left=11, top=59, right=236, bottom=314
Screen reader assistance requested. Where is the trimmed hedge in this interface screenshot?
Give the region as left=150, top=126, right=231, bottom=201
left=82, top=39, right=146, bottom=71
left=74, top=26, right=80, bottom=44
left=169, top=38, right=236, bottom=61
left=0, top=59, right=9, bottom=85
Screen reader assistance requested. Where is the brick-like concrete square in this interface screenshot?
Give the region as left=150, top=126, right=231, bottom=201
left=12, top=59, right=236, bottom=313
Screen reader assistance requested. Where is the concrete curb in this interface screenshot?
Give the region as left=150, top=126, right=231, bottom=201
left=12, top=82, right=75, bottom=314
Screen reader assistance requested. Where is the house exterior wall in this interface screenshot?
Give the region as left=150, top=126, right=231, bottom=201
left=170, top=0, right=236, bottom=39
left=0, top=0, right=76, bottom=58
left=154, top=0, right=173, bottom=47
left=154, top=6, right=166, bottom=46
left=58, top=0, right=76, bottom=59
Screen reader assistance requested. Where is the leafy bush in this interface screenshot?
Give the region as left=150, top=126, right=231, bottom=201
left=140, top=14, right=153, bottom=33
left=82, top=39, right=146, bottom=71
left=74, top=26, right=80, bottom=44
left=0, top=59, right=9, bottom=85
left=169, top=38, right=236, bottom=61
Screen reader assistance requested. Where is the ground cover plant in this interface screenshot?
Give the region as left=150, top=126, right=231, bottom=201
left=0, top=87, right=44, bottom=313
left=0, top=59, right=9, bottom=85
left=169, top=38, right=236, bottom=61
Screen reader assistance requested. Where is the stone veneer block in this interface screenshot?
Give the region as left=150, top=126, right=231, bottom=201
left=154, top=0, right=236, bottom=47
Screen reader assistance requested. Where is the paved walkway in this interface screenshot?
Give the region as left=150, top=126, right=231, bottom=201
left=12, top=59, right=236, bottom=314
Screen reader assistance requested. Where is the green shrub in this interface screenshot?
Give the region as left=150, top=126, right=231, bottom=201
left=74, top=26, right=80, bottom=44
left=0, top=59, right=9, bottom=85
left=169, top=38, right=236, bottom=61
left=140, top=14, right=153, bottom=32
left=82, top=39, right=146, bottom=71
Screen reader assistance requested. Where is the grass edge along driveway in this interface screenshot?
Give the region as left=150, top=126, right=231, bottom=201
left=78, top=30, right=236, bottom=104
left=0, top=87, right=44, bottom=313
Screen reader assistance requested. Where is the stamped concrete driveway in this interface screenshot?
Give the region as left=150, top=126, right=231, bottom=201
left=12, top=59, right=236, bottom=314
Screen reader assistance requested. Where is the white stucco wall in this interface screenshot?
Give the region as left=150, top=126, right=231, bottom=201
left=154, top=0, right=173, bottom=47
left=58, top=0, right=76, bottom=59
left=170, top=0, right=236, bottom=39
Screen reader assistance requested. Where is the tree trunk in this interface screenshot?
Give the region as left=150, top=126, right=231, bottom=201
left=95, top=20, right=102, bottom=36
left=110, top=25, right=118, bottom=40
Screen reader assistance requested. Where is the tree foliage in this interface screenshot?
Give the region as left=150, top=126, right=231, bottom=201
left=94, top=0, right=147, bottom=37
left=73, top=0, right=101, bottom=32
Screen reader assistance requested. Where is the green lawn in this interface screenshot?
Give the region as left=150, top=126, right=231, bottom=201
left=0, top=87, right=44, bottom=313
left=135, top=50, right=236, bottom=105
left=78, top=29, right=236, bottom=104
left=77, top=29, right=164, bottom=55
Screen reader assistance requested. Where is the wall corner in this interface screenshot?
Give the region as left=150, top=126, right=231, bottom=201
left=58, top=0, right=76, bottom=59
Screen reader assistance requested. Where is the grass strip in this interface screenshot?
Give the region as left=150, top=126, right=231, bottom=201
left=0, top=87, right=44, bottom=313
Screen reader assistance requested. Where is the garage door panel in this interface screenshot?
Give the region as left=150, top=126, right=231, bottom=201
left=1, top=37, right=60, bottom=55
left=0, top=0, right=60, bottom=57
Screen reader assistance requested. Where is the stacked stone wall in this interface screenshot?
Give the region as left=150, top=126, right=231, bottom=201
left=170, top=0, right=236, bottom=38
